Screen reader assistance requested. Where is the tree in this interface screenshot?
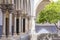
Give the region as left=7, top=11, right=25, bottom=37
left=36, top=1, right=60, bottom=24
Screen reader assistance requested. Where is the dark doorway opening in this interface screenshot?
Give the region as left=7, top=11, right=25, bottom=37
left=16, top=18, right=19, bottom=35
left=23, top=18, right=25, bottom=32
left=6, top=18, right=9, bottom=37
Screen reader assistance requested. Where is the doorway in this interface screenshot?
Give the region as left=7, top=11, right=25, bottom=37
left=6, top=18, right=9, bottom=37
left=16, top=18, right=19, bottom=35
left=23, top=18, right=25, bottom=32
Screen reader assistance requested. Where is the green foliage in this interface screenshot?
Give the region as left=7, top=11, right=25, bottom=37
left=36, top=1, right=60, bottom=23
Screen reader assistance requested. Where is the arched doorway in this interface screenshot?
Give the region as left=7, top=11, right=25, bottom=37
left=5, top=10, right=9, bottom=37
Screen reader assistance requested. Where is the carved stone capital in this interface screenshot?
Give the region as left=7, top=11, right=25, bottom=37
left=8, top=10, right=13, bottom=13
left=0, top=4, right=14, bottom=14
left=15, top=10, right=22, bottom=15
left=14, top=14, right=17, bottom=17
left=2, top=9, right=6, bottom=13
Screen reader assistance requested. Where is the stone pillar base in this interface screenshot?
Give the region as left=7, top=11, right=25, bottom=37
left=13, top=34, right=19, bottom=40
left=31, top=34, right=37, bottom=40
left=13, top=33, right=17, bottom=37
left=7, top=35, right=13, bottom=40
left=18, top=33, right=21, bottom=35
left=1, top=35, right=6, bottom=40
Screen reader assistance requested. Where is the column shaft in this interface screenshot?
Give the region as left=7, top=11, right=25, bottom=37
left=2, top=13, right=6, bottom=36
left=17, top=0, right=19, bottom=9
left=19, top=0, right=21, bottom=10
left=19, top=16, right=21, bottom=34
left=16, top=0, right=18, bottom=10
left=2, top=12, right=6, bottom=40
left=22, top=17, right=23, bottom=33
left=9, top=13, right=12, bottom=36
left=29, top=18, right=32, bottom=31
left=14, top=15, right=17, bottom=35
left=27, top=0, right=31, bottom=15
left=31, top=17, right=35, bottom=34
left=21, top=0, right=23, bottom=10
left=24, top=0, right=27, bottom=12
left=25, top=18, right=28, bottom=33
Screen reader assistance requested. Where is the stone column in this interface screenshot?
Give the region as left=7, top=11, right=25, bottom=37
left=25, top=0, right=27, bottom=14
left=31, top=17, right=35, bottom=34
left=21, top=0, right=23, bottom=10
left=16, top=0, right=18, bottom=10
left=19, top=16, right=21, bottom=34
left=19, top=0, right=21, bottom=10
left=30, top=0, right=35, bottom=35
left=21, top=17, right=23, bottom=33
left=28, top=18, right=31, bottom=32
left=9, top=13, right=12, bottom=36
left=2, top=13, right=6, bottom=37
left=27, top=0, right=31, bottom=15
left=27, top=0, right=31, bottom=31
left=1, top=10, right=6, bottom=40
left=14, top=14, right=17, bottom=35
left=7, top=12, right=13, bottom=40
left=25, top=18, right=29, bottom=33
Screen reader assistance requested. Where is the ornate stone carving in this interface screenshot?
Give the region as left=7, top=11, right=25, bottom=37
left=0, top=4, right=14, bottom=14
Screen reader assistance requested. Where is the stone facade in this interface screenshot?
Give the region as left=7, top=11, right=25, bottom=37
left=0, top=0, right=35, bottom=40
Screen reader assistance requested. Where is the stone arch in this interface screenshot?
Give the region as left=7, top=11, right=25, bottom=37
left=35, top=0, right=51, bottom=17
